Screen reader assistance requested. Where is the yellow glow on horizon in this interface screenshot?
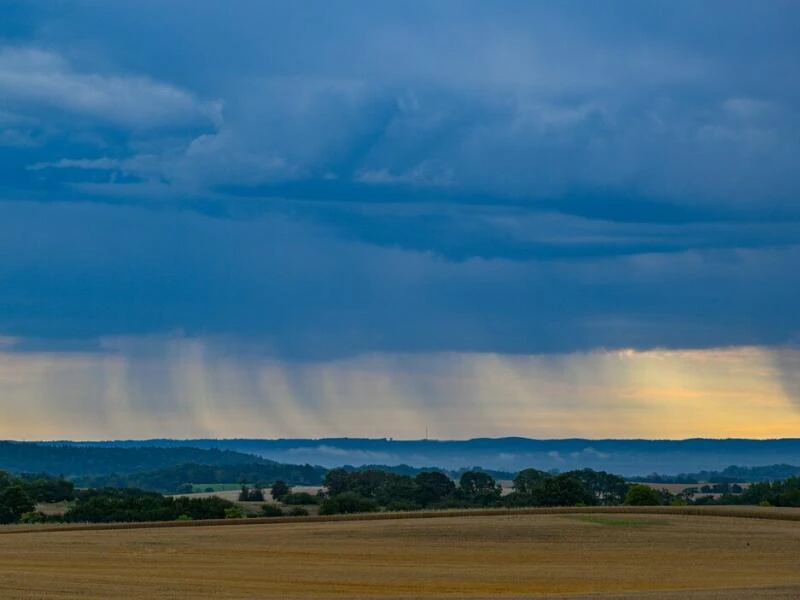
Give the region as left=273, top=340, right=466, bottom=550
left=0, top=340, right=798, bottom=440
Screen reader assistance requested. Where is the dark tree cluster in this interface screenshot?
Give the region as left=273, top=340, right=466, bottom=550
left=238, top=485, right=265, bottom=502
left=319, top=468, right=458, bottom=514
left=505, top=468, right=628, bottom=507
left=63, top=488, right=239, bottom=523
left=623, top=484, right=663, bottom=506
left=725, top=477, right=800, bottom=507
left=76, top=462, right=326, bottom=493
left=317, top=467, right=632, bottom=514
left=0, top=470, right=75, bottom=524
left=15, top=473, right=76, bottom=503
left=6, top=456, right=800, bottom=526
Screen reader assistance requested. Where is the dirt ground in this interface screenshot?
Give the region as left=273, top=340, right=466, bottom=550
left=1, top=509, right=799, bottom=599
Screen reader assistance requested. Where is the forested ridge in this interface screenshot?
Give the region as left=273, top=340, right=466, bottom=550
left=3, top=441, right=800, bottom=493
left=50, top=437, right=800, bottom=474
left=0, top=441, right=269, bottom=477
left=76, top=462, right=327, bottom=492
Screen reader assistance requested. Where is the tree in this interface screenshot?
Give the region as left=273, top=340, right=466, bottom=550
left=323, top=468, right=352, bottom=496
left=741, top=477, right=800, bottom=507
left=239, top=485, right=264, bottom=502
left=261, top=504, right=284, bottom=517
left=0, top=485, right=35, bottom=524
left=569, top=469, right=628, bottom=506
left=270, top=480, right=291, bottom=501
left=513, top=468, right=550, bottom=496
left=415, top=471, right=455, bottom=507
left=17, top=474, right=75, bottom=502
left=376, top=473, right=417, bottom=506
left=281, top=492, right=319, bottom=505
left=537, top=474, right=597, bottom=507
left=350, top=470, right=391, bottom=499
left=624, top=484, right=662, bottom=506
left=458, top=471, right=502, bottom=506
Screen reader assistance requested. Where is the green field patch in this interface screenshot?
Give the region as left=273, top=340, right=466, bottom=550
left=566, top=515, right=670, bottom=527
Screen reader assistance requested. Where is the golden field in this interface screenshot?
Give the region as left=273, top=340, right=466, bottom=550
left=1, top=508, right=799, bottom=599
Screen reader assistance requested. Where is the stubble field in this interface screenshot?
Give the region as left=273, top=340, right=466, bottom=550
left=1, top=509, right=799, bottom=599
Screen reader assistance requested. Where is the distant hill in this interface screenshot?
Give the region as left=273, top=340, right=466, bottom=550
left=39, top=437, right=800, bottom=476
left=3, top=440, right=800, bottom=493
left=0, top=441, right=270, bottom=478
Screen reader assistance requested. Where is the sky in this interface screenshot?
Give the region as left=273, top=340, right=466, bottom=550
left=0, top=0, right=798, bottom=440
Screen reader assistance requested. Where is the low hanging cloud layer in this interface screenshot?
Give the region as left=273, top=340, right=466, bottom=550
left=0, top=1, right=798, bottom=438
left=1, top=200, right=797, bottom=358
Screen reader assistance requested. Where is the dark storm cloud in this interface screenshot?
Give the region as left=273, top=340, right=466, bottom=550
left=0, top=0, right=798, bottom=358
left=3, top=0, right=799, bottom=207
left=1, top=201, right=797, bottom=359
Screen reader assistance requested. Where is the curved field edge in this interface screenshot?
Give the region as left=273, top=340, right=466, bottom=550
left=2, top=504, right=799, bottom=535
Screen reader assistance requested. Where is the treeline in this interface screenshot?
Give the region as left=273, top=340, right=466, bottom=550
left=74, top=462, right=327, bottom=493
left=0, top=472, right=268, bottom=525
left=630, top=463, right=800, bottom=484
left=0, top=441, right=271, bottom=478
left=317, top=468, right=800, bottom=514
left=317, top=467, right=630, bottom=514
left=19, top=485, right=311, bottom=524
left=61, top=488, right=240, bottom=523
left=4, top=468, right=800, bottom=526
left=694, top=477, right=800, bottom=507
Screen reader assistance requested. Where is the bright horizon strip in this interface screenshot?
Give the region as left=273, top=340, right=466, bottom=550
left=0, top=339, right=798, bottom=441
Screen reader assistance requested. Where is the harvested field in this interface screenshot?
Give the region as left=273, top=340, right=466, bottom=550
left=1, top=509, right=799, bottom=599
left=33, top=501, right=71, bottom=517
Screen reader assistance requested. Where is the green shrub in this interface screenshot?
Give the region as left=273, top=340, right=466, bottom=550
left=624, top=484, right=663, bottom=506
left=319, top=492, right=379, bottom=515
left=0, top=485, right=35, bottom=524
left=282, top=492, right=318, bottom=505
left=20, top=511, right=48, bottom=524
left=261, top=504, right=284, bottom=517
left=224, top=506, right=246, bottom=519
left=270, top=480, right=290, bottom=501
left=238, top=486, right=265, bottom=502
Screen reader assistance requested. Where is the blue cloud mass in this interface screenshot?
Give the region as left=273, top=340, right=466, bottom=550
left=0, top=0, right=798, bottom=360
